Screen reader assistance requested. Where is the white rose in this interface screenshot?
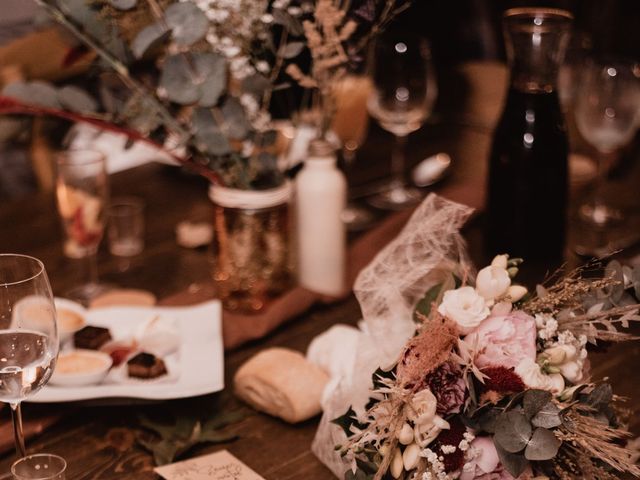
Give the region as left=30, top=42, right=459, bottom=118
left=406, top=389, right=437, bottom=425
left=438, top=286, right=490, bottom=334
left=515, top=358, right=565, bottom=394
left=475, top=265, right=511, bottom=300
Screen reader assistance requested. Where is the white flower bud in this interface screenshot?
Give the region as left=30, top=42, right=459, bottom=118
left=559, top=361, right=584, bottom=383
left=475, top=265, right=511, bottom=300
left=390, top=447, right=403, bottom=478
left=543, top=346, right=567, bottom=365
left=491, top=254, right=509, bottom=269
left=398, top=423, right=414, bottom=445
left=506, top=285, right=528, bottom=302
left=402, top=443, right=421, bottom=471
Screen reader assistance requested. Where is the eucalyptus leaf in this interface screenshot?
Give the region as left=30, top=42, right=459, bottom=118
left=131, top=23, right=170, bottom=59
left=193, top=108, right=231, bottom=156
left=531, top=401, right=562, bottom=429
left=3, top=81, right=60, bottom=108
left=109, top=0, right=137, bottom=10
left=57, top=85, right=98, bottom=113
left=494, top=411, right=532, bottom=453
left=159, top=55, right=200, bottom=104
left=165, top=1, right=209, bottom=46
left=495, top=442, right=529, bottom=478
left=524, top=427, right=561, bottom=461
left=221, top=97, right=251, bottom=139
left=523, top=389, right=552, bottom=420
left=195, top=53, right=227, bottom=107
left=280, top=41, right=305, bottom=59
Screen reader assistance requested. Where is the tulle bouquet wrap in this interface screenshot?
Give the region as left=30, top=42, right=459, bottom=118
left=312, top=194, right=640, bottom=480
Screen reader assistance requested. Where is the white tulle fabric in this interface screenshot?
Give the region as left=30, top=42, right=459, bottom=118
left=310, top=194, right=474, bottom=477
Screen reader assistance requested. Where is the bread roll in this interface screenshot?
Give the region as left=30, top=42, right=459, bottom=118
left=234, top=347, right=329, bottom=424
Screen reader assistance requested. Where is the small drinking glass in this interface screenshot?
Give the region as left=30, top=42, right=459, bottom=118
left=0, top=254, right=59, bottom=458
left=108, top=197, right=145, bottom=257
left=55, top=150, right=110, bottom=305
left=367, top=32, right=437, bottom=210
left=12, top=453, right=66, bottom=480
left=331, top=74, right=374, bottom=229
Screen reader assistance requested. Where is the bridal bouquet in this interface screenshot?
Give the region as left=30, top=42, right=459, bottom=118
left=332, top=253, right=640, bottom=480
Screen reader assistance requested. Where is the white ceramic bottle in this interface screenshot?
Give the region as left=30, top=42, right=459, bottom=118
left=295, top=139, right=347, bottom=296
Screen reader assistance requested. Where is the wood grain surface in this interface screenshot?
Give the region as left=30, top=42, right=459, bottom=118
left=0, top=62, right=639, bottom=479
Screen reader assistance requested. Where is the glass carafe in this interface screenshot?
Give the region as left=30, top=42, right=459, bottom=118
left=486, top=8, right=572, bottom=266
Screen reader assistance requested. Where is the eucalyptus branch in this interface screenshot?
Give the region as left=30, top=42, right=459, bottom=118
left=34, top=0, right=189, bottom=142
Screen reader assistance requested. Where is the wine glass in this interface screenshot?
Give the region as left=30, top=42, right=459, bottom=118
left=55, top=150, right=111, bottom=305
left=0, top=254, right=59, bottom=457
left=367, top=32, right=437, bottom=210
left=331, top=74, right=374, bottom=229
left=574, top=59, right=640, bottom=227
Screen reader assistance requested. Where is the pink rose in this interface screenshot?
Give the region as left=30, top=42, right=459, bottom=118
left=461, top=437, right=532, bottom=480
left=465, top=311, right=537, bottom=370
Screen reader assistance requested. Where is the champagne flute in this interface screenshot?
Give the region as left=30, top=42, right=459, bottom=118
left=55, top=150, right=111, bottom=305
left=0, top=254, right=59, bottom=457
left=367, top=32, right=437, bottom=210
left=574, top=59, right=640, bottom=227
left=331, top=74, right=374, bottom=229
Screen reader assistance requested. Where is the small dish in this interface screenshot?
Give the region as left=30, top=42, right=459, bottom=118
left=54, top=298, right=87, bottom=343
left=50, top=349, right=113, bottom=387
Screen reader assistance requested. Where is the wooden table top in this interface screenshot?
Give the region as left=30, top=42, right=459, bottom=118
left=1, top=62, right=640, bottom=479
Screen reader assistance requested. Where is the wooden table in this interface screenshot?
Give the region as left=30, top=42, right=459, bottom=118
left=1, top=62, right=640, bottom=479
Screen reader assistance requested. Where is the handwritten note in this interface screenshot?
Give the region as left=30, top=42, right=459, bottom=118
left=155, top=450, right=266, bottom=480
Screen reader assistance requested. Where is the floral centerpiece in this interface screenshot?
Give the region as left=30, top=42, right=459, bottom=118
left=332, top=253, right=640, bottom=479
left=0, top=0, right=408, bottom=188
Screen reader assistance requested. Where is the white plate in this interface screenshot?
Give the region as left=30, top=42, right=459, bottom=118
left=28, top=300, right=224, bottom=402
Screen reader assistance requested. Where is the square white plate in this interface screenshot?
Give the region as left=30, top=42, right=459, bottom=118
left=28, top=300, right=224, bottom=402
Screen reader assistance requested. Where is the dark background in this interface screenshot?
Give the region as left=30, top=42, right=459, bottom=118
left=400, top=0, right=640, bottom=64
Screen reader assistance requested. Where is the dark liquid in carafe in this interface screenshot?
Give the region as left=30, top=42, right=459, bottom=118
left=486, top=88, right=568, bottom=266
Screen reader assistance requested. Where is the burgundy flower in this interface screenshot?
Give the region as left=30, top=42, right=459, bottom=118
left=481, top=366, right=525, bottom=393
left=424, top=362, right=467, bottom=415
left=432, top=417, right=467, bottom=473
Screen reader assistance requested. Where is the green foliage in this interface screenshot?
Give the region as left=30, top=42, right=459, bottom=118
left=136, top=409, right=246, bottom=466
left=413, top=282, right=443, bottom=321
left=332, top=407, right=367, bottom=438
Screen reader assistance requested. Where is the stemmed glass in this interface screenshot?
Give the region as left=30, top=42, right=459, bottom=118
left=55, top=150, right=110, bottom=305
left=367, top=32, right=437, bottom=210
left=331, top=74, right=374, bottom=229
left=574, top=59, right=640, bottom=227
left=0, top=254, right=59, bottom=457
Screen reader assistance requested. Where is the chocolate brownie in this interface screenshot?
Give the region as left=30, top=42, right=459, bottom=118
left=73, top=326, right=112, bottom=350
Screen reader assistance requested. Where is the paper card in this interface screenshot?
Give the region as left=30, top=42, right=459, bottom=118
left=155, top=450, right=266, bottom=480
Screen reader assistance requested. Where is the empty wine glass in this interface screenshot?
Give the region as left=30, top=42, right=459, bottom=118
left=367, top=32, right=437, bottom=210
left=331, top=74, right=374, bottom=229
left=574, top=59, right=640, bottom=226
left=0, top=254, right=59, bottom=457
left=55, top=150, right=111, bottom=305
